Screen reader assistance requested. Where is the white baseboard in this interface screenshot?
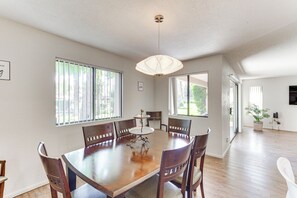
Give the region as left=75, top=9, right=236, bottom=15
left=5, top=180, right=48, bottom=198
left=244, top=125, right=297, bottom=133
left=206, top=152, right=223, bottom=158
left=206, top=143, right=231, bottom=159
left=222, top=143, right=231, bottom=158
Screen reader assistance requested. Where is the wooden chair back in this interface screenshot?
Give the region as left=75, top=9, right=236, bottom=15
left=114, top=119, right=136, bottom=138
left=168, top=118, right=192, bottom=136
left=187, top=128, right=210, bottom=198
left=37, top=142, right=71, bottom=198
left=82, top=122, right=114, bottom=147
left=157, top=141, right=193, bottom=198
left=0, top=161, right=5, bottom=179
left=0, top=160, right=7, bottom=198
left=146, top=111, right=167, bottom=131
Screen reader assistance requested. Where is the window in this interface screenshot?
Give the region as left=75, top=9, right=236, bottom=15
left=169, top=73, right=208, bottom=117
left=56, top=59, right=122, bottom=126
left=249, top=86, right=263, bottom=109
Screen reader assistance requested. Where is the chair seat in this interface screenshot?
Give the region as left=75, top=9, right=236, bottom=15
left=0, top=176, right=7, bottom=184
left=174, top=166, right=201, bottom=185
left=71, top=183, right=106, bottom=198
left=277, top=157, right=297, bottom=198
left=125, top=175, right=183, bottom=198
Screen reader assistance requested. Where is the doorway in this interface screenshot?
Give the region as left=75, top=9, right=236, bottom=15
left=229, top=80, right=238, bottom=142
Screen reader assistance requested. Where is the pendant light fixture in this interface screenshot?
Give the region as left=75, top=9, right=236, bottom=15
left=136, top=15, right=183, bottom=76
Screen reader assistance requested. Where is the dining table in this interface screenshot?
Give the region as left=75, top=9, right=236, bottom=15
left=62, top=129, right=190, bottom=198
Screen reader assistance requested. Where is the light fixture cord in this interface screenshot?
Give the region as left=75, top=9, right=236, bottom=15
left=158, top=20, right=160, bottom=55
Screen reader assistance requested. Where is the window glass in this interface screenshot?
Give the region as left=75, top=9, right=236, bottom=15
left=56, top=59, right=122, bottom=126
left=169, top=73, right=208, bottom=117
left=189, top=74, right=208, bottom=116
left=95, top=69, right=121, bottom=119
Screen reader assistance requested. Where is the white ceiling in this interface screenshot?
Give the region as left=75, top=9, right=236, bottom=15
left=1, top=0, right=297, bottom=79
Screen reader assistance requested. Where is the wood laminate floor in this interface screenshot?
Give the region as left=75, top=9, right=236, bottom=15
left=16, top=127, right=297, bottom=198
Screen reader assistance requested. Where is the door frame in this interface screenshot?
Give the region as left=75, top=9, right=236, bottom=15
left=230, top=80, right=239, bottom=143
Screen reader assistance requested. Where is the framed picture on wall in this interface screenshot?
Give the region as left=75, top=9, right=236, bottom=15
left=138, top=81, right=144, bottom=91
left=0, top=60, right=10, bottom=80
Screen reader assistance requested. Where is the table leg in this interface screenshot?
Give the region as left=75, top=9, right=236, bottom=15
left=66, top=167, right=76, bottom=191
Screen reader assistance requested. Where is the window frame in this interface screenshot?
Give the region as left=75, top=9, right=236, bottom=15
left=55, top=58, right=123, bottom=126
left=169, top=72, right=209, bottom=118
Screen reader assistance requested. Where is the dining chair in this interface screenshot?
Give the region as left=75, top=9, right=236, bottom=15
left=172, top=128, right=210, bottom=198
left=277, top=157, right=297, bottom=198
left=37, top=142, right=106, bottom=198
left=0, top=160, right=7, bottom=198
left=167, top=118, right=192, bottom=136
left=125, top=140, right=193, bottom=198
left=146, top=111, right=167, bottom=131
left=114, top=119, right=136, bottom=138
left=82, top=122, right=114, bottom=147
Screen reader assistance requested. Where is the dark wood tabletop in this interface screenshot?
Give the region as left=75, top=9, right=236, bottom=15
left=62, top=130, right=190, bottom=198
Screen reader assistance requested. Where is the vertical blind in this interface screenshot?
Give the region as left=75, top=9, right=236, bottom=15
left=249, top=86, right=263, bottom=109
left=55, top=59, right=122, bottom=126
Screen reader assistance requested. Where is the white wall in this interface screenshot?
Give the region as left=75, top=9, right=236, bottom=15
left=242, top=76, right=297, bottom=132
left=0, top=17, right=154, bottom=197
left=154, top=55, right=234, bottom=157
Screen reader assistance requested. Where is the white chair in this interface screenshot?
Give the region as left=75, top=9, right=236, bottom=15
left=277, top=157, right=297, bottom=198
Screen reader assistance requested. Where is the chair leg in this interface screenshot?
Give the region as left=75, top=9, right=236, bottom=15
left=200, top=181, right=205, bottom=198
left=0, top=183, right=4, bottom=198
left=50, top=186, right=58, bottom=198
left=187, top=190, right=190, bottom=198
left=187, top=186, right=193, bottom=198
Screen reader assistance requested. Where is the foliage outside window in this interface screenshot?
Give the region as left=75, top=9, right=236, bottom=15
left=169, top=73, right=208, bottom=117
left=56, top=59, right=122, bottom=126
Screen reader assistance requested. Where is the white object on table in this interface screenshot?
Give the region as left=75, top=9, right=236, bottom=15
left=129, top=127, right=154, bottom=135
left=134, top=115, right=150, bottom=119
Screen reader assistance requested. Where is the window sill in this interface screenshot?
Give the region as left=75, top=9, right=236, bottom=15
left=169, top=114, right=208, bottom=119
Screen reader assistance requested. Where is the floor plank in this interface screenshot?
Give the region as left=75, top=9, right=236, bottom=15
left=200, top=127, right=297, bottom=198
left=16, top=127, right=297, bottom=198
